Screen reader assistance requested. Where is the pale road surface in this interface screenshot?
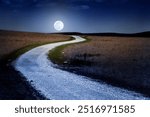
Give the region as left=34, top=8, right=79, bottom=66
left=13, top=36, right=148, bottom=100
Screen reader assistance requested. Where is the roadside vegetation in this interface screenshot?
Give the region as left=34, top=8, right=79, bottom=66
left=0, top=30, right=70, bottom=99
left=48, top=36, right=90, bottom=65
left=49, top=35, right=150, bottom=97
left=0, top=30, right=70, bottom=62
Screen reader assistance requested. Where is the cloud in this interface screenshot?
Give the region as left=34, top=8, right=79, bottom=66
left=0, top=0, right=129, bottom=10
left=0, top=0, right=38, bottom=7
left=71, top=4, right=90, bottom=10
left=1, top=0, right=11, bottom=5
left=70, top=0, right=104, bottom=3
left=81, top=5, right=90, bottom=9
left=95, top=0, right=104, bottom=2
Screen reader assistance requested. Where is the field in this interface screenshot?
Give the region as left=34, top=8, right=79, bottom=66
left=0, top=30, right=69, bottom=60
left=60, top=36, right=150, bottom=96
left=1, top=30, right=150, bottom=99
left=0, top=30, right=69, bottom=99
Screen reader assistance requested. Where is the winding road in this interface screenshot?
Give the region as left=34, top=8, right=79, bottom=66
left=13, top=36, right=148, bottom=100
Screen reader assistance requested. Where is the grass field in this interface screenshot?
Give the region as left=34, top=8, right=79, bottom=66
left=1, top=30, right=150, bottom=98
left=0, top=30, right=70, bottom=99
left=53, top=36, right=150, bottom=96
left=48, top=36, right=90, bottom=65
left=0, top=30, right=69, bottom=60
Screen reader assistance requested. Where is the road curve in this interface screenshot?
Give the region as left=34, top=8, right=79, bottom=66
left=13, top=36, right=148, bottom=100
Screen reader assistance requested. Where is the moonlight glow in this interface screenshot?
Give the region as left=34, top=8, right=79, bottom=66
left=54, top=20, right=64, bottom=31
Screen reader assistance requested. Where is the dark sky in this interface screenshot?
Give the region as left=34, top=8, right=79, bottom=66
left=0, top=0, right=150, bottom=33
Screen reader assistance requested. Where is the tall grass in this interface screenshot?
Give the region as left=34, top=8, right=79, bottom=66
left=0, top=30, right=70, bottom=63
left=58, top=36, right=150, bottom=95
left=48, top=36, right=90, bottom=65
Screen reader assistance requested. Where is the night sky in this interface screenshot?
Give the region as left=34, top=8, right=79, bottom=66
left=0, top=0, right=150, bottom=33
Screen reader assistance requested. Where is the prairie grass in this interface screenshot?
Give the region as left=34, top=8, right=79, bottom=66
left=48, top=36, right=90, bottom=65
left=0, top=30, right=70, bottom=99
left=0, top=30, right=69, bottom=61
left=62, top=36, right=150, bottom=95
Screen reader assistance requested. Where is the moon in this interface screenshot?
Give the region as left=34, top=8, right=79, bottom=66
left=54, top=20, right=64, bottom=31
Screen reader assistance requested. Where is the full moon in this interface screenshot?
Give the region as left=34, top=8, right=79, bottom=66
left=54, top=20, right=64, bottom=31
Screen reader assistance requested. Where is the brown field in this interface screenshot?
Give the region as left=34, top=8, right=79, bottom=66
left=63, top=36, right=150, bottom=95
left=0, top=30, right=69, bottom=60
left=0, top=30, right=69, bottom=99
left=0, top=30, right=150, bottom=98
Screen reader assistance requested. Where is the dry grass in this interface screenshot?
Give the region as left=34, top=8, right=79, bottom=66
left=0, top=30, right=70, bottom=99
left=63, top=36, right=150, bottom=92
left=0, top=30, right=69, bottom=59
